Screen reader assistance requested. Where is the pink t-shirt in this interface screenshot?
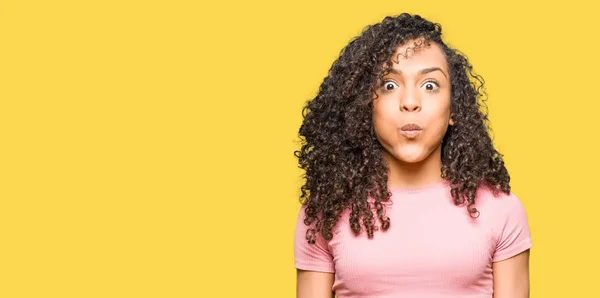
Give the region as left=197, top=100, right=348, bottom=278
left=294, top=180, right=532, bottom=298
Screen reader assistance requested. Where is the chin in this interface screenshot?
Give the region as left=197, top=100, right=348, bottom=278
left=390, top=148, right=428, bottom=164
left=396, top=154, right=427, bottom=164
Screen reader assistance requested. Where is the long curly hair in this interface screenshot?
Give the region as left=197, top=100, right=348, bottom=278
left=295, top=13, right=510, bottom=244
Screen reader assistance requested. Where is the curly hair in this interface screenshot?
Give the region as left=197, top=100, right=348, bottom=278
left=295, top=13, right=510, bottom=244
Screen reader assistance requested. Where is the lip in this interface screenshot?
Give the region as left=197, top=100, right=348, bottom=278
left=400, top=123, right=422, bottom=138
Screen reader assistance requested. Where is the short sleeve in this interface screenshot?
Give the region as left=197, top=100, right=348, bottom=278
left=492, top=194, right=533, bottom=262
left=293, top=205, right=335, bottom=273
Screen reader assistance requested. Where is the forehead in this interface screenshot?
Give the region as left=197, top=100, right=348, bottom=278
left=387, top=39, right=448, bottom=72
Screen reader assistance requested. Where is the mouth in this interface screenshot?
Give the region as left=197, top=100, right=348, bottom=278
left=400, top=123, right=422, bottom=138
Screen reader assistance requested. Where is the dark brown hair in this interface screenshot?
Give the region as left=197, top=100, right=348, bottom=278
left=295, top=13, right=510, bottom=244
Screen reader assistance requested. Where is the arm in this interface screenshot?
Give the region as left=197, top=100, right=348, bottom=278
left=297, top=269, right=335, bottom=298
left=492, top=249, right=530, bottom=298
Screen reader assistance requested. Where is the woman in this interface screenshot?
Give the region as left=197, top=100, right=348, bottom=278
left=293, top=13, right=532, bottom=298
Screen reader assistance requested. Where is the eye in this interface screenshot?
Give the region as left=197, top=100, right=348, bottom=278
left=381, top=81, right=399, bottom=91
left=422, top=81, right=440, bottom=91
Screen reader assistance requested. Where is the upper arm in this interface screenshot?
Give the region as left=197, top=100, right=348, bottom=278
left=492, top=249, right=530, bottom=298
left=492, top=193, right=532, bottom=263
left=297, top=269, right=335, bottom=298
left=490, top=193, right=533, bottom=297
left=294, top=206, right=336, bottom=297
left=294, top=205, right=336, bottom=272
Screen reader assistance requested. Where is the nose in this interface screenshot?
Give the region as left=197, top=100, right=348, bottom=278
left=399, top=86, right=421, bottom=112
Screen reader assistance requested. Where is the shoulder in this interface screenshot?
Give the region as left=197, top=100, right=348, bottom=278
left=473, top=185, right=527, bottom=218
left=473, top=186, right=533, bottom=262
left=294, top=204, right=338, bottom=247
left=293, top=204, right=337, bottom=273
left=471, top=185, right=532, bottom=236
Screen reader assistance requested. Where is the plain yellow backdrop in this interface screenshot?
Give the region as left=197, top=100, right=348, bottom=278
left=1, top=0, right=599, bottom=297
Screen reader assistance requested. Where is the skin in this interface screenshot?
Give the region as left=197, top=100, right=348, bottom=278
left=297, top=40, right=530, bottom=298
left=372, top=40, right=454, bottom=190
left=492, top=250, right=531, bottom=297
left=297, top=270, right=334, bottom=298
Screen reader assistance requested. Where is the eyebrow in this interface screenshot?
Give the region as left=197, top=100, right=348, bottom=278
left=388, top=67, right=448, bottom=79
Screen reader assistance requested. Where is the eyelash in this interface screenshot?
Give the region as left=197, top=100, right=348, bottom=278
left=380, top=79, right=440, bottom=92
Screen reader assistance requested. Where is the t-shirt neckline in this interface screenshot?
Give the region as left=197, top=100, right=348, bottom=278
left=388, top=179, right=450, bottom=194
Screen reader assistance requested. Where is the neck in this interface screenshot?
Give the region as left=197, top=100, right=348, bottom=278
left=384, top=144, right=444, bottom=190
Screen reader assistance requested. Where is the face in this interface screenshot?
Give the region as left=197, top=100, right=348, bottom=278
left=372, top=40, right=453, bottom=164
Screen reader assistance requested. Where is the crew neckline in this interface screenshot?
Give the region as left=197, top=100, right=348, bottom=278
left=388, top=179, right=450, bottom=194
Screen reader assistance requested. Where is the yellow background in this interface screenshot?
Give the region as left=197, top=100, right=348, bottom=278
left=1, top=0, right=598, bottom=297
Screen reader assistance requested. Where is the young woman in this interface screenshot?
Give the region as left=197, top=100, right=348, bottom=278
left=293, top=13, right=532, bottom=298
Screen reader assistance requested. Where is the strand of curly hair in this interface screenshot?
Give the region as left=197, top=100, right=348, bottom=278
left=295, top=13, right=510, bottom=244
